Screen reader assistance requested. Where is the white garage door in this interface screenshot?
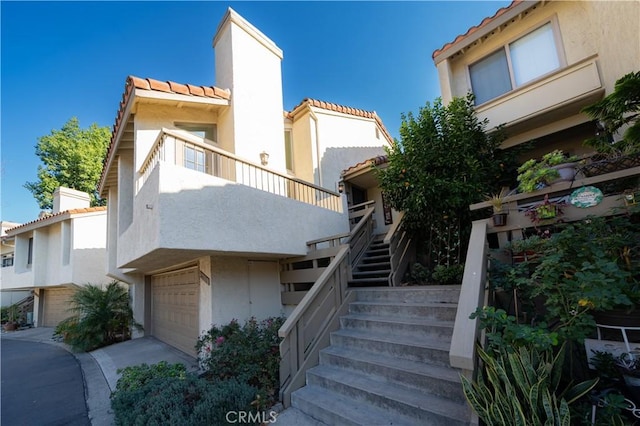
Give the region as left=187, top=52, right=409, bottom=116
left=43, top=287, right=76, bottom=327
left=151, top=267, right=199, bottom=356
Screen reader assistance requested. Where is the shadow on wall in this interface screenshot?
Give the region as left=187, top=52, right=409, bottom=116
left=319, top=146, right=387, bottom=191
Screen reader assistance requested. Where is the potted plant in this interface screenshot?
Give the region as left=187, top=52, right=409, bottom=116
left=525, top=194, right=565, bottom=224
left=616, top=352, right=640, bottom=404
left=517, top=150, right=580, bottom=192
left=485, top=187, right=510, bottom=226
left=2, top=304, right=19, bottom=331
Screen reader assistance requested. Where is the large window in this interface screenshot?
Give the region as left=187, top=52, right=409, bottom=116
left=183, top=144, right=206, bottom=173
left=469, top=22, right=561, bottom=104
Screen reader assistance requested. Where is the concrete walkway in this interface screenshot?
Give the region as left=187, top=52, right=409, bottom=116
left=0, top=327, right=321, bottom=425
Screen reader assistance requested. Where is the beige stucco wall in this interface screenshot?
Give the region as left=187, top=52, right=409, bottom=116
left=214, top=9, right=286, bottom=173
left=209, top=256, right=283, bottom=329
left=3, top=213, right=108, bottom=291
left=117, top=162, right=348, bottom=272
left=443, top=1, right=639, bottom=101
left=291, top=108, right=388, bottom=191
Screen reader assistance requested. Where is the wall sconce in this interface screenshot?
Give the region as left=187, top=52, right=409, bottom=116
left=260, top=151, right=269, bottom=166
left=337, top=181, right=345, bottom=193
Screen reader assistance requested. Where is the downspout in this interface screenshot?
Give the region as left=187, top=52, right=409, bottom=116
left=307, top=106, right=323, bottom=188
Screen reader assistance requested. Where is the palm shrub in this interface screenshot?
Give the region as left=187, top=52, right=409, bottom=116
left=462, top=343, right=598, bottom=425
left=55, top=281, right=140, bottom=351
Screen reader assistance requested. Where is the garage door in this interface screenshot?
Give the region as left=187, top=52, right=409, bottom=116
left=43, top=287, right=76, bottom=327
left=151, top=267, right=199, bottom=356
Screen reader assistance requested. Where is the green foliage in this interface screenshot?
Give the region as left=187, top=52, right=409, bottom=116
left=24, top=117, right=110, bottom=210
left=54, top=281, right=141, bottom=352
left=1, top=304, right=20, bottom=324
left=196, top=316, right=285, bottom=407
left=408, top=262, right=431, bottom=283
left=526, top=216, right=640, bottom=342
left=431, top=263, right=464, bottom=285
left=517, top=150, right=578, bottom=193
left=111, top=372, right=262, bottom=426
left=377, top=94, right=511, bottom=269
left=583, top=71, right=640, bottom=153
left=471, top=306, right=559, bottom=354
left=114, top=361, right=187, bottom=393
left=461, top=343, right=598, bottom=426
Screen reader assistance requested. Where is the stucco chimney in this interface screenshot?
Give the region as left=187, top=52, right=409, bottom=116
left=52, top=187, right=91, bottom=213
left=213, top=8, right=286, bottom=171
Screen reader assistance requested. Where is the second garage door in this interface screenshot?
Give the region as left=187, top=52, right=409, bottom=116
left=42, top=287, right=76, bottom=327
left=151, top=267, right=199, bottom=356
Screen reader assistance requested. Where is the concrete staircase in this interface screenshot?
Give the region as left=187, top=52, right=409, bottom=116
left=349, top=236, right=391, bottom=287
left=290, top=286, right=471, bottom=426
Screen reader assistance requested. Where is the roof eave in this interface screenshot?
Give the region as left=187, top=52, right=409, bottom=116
left=433, top=0, right=540, bottom=65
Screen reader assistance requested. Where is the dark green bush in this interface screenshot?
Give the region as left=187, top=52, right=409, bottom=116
left=54, top=281, right=141, bottom=351
left=111, top=373, right=261, bottom=426
left=196, top=316, right=285, bottom=407
left=115, top=361, right=186, bottom=392
left=431, top=263, right=465, bottom=285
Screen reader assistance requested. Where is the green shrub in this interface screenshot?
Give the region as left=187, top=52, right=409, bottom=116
left=431, top=263, right=464, bottom=285
left=111, top=374, right=261, bottom=426
left=115, top=361, right=186, bottom=393
left=54, top=281, right=141, bottom=351
left=196, top=316, right=285, bottom=407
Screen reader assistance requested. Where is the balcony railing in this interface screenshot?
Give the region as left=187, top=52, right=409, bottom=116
left=138, top=128, right=342, bottom=212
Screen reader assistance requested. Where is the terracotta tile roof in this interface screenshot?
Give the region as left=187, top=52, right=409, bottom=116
left=99, top=76, right=231, bottom=192
left=7, top=207, right=107, bottom=234
left=287, top=98, right=394, bottom=144
left=431, top=0, right=524, bottom=60
left=341, top=155, right=389, bottom=177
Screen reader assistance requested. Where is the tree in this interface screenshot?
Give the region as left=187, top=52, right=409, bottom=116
left=24, top=117, right=110, bottom=210
left=377, top=94, right=512, bottom=269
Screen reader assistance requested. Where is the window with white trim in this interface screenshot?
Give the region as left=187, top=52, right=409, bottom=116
left=469, top=22, right=561, bottom=104
left=175, top=123, right=217, bottom=143
left=183, top=144, right=206, bottom=173
left=284, top=129, right=294, bottom=173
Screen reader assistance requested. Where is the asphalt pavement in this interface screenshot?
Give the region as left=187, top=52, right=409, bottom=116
left=1, top=339, right=90, bottom=426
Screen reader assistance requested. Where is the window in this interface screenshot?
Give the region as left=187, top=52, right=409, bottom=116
left=469, top=22, right=561, bottom=104
left=2, top=253, right=14, bottom=268
left=183, top=144, right=206, bottom=172
left=284, top=130, right=294, bottom=172
left=175, top=123, right=217, bottom=143
left=27, top=237, right=33, bottom=265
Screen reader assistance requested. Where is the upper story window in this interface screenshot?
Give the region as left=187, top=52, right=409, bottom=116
left=2, top=253, right=14, bottom=267
left=27, top=237, right=33, bottom=265
left=284, top=129, right=294, bottom=173
left=469, top=22, right=561, bottom=105
left=184, top=143, right=206, bottom=173
left=175, top=123, right=217, bottom=143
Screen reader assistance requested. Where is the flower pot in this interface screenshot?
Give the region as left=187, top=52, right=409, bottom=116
left=492, top=213, right=507, bottom=227
left=536, top=204, right=557, bottom=219
left=551, top=162, right=578, bottom=182
left=3, top=322, right=17, bottom=331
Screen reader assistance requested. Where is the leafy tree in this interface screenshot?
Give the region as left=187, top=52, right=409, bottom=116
left=582, top=71, right=640, bottom=154
left=24, top=117, right=110, bottom=210
left=377, top=94, right=512, bottom=269
left=54, top=282, right=141, bottom=352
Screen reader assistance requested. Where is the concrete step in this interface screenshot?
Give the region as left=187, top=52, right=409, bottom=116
left=330, top=328, right=451, bottom=366
left=360, top=254, right=391, bottom=263
left=355, top=261, right=391, bottom=271
left=352, top=269, right=391, bottom=278
left=348, top=278, right=389, bottom=287
left=319, top=345, right=466, bottom=403
left=365, top=247, right=389, bottom=256
left=349, top=301, right=459, bottom=321
left=340, top=314, right=454, bottom=340
left=291, top=385, right=419, bottom=426
left=354, top=286, right=461, bottom=304
left=305, top=365, right=471, bottom=425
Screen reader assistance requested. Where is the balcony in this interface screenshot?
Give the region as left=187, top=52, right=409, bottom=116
left=476, top=56, right=604, bottom=146
left=117, top=129, right=348, bottom=272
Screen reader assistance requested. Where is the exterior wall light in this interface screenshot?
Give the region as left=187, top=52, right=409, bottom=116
left=260, top=151, right=269, bottom=166
left=337, top=181, right=345, bottom=193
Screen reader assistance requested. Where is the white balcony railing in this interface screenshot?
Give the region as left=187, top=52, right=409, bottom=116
left=138, top=128, right=342, bottom=212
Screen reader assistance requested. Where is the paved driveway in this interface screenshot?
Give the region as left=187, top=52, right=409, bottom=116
left=1, top=339, right=89, bottom=425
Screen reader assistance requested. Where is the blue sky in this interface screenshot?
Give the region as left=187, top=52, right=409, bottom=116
left=1, top=1, right=510, bottom=224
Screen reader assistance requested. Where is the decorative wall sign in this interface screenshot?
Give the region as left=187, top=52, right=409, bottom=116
left=570, top=186, right=603, bottom=208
